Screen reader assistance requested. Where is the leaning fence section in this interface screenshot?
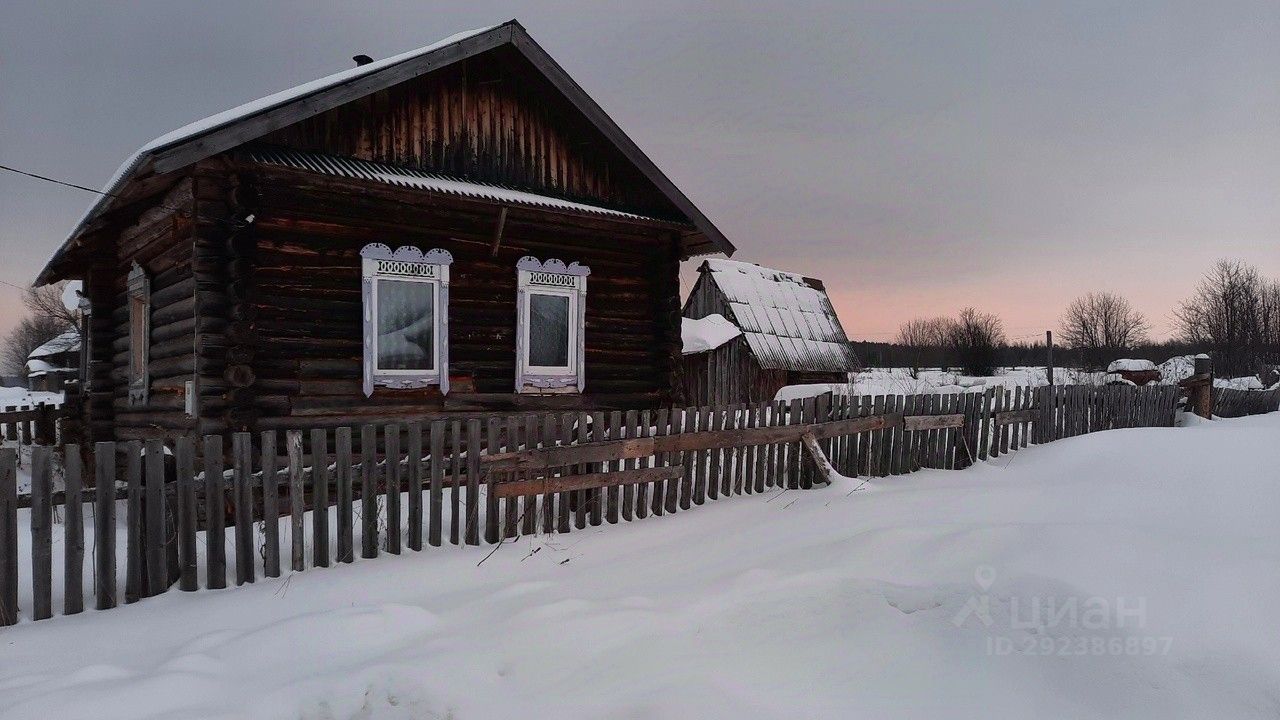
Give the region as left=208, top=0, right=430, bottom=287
left=0, top=384, right=1181, bottom=628
left=1213, top=386, right=1280, bottom=419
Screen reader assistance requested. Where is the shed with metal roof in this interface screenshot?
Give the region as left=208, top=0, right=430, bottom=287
left=680, top=259, right=859, bottom=405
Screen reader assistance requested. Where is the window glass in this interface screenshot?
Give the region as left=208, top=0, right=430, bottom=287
left=376, top=279, right=434, bottom=370
left=529, top=293, right=570, bottom=368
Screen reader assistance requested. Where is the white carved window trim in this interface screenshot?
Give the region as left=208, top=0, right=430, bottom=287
left=360, top=243, right=453, bottom=397
left=515, top=256, right=589, bottom=394
left=126, top=262, right=150, bottom=406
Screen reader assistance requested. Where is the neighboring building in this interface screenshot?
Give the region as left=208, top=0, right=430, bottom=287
left=25, top=329, right=80, bottom=392
left=680, top=260, right=860, bottom=405
left=35, top=21, right=734, bottom=444
left=1106, top=359, right=1160, bottom=386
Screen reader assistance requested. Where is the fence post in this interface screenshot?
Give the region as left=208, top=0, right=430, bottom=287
left=1, top=448, right=17, bottom=625
left=1179, top=354, right=1214, bottom=419
left=33, top=403, right=55, bottom=446
left=1045, top=331, right=1054, bottom=387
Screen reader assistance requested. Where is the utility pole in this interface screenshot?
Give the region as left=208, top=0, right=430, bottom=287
left=1045, top=330, right=1055, bottom=386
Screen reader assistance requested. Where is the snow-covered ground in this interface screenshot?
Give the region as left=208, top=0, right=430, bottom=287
left=0, top=386, right=62, bottom=409
left=2, top=412, right=1278, bottom=718
left=778, top=357, right=1276, bottom=401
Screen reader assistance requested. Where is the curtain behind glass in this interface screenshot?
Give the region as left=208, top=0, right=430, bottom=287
left=377, top=279, right=434, bottom=370
left=529, top=293, right=570, bottom=367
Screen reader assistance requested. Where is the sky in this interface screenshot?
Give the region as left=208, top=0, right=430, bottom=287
left=1, top=1, right=1278, bottom=344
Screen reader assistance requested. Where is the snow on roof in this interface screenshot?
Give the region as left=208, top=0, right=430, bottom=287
left=681, top=314, right=742, bottom=355
left=702, top=259, right=858, bottom=373
left=247, top=147, right=658, bottom=222
left=27, top=330, right=80, bottom=360
left=24, top=358, right=75, bottom=377
left=47, top=25, right=497, bottom=280
left=1107, top=359, right=1158, bottom=373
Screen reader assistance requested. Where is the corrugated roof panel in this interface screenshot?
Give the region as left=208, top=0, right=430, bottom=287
left=700, top=259, right=858, bottom=373
left=245, top=147, right=660, bottom=222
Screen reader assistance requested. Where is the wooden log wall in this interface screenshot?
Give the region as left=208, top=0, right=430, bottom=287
left=101, top=179, right=197, bottom=441
left=211, top=161, right=682, bottom=430
left=260, top=47, right=679, bottom=220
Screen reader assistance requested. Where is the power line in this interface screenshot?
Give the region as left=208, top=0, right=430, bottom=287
left=0, top=163, right=120, bottom=199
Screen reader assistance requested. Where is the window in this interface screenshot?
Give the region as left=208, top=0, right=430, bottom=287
left=360, top=243, right=453, bottom=396
left=126, top=262, right=149, bottom=406
left=516, top=256, right=589, bottom=393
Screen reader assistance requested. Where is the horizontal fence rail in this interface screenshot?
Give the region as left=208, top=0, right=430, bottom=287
left=0, top=384, right=1183, bottom=628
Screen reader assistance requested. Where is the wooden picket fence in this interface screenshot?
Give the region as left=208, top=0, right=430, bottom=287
left=0, top=403, right=64, bottom=447
left=1214, top=386, right=1280, bottom=418
left=0, top=384, right=1180, bottom=627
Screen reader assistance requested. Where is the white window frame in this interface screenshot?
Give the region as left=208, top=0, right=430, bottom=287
left=360, top=243, right=453, bottom=396
left=515, top=256, right=589, bottom=393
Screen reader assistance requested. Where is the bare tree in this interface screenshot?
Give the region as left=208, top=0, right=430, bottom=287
left=945, top=307, right=1006, bottom=376
left=895, top=316, right=949, bottom=377
left=1174, top=260, right=1280, bottom=378
left=1, top=282, right=79, bottom=376
left=1058, top=292, right=1150, bottom=370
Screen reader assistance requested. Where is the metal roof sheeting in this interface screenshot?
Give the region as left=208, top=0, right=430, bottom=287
left=246, top=147, right=661, bottom=222
left=704, top=259, right=858, bottom=373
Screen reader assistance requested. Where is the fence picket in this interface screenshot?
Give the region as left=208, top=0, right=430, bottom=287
left=232, top=433, right=254, bottom=586
left=385, top=424, right=401, bottom=554
left=604, top=411, right=622, bottom=522
left=449, top=420, right=462, bottom=546
left=204, top=436, right=226, bottom=590
left=361, top=425, right=379, bottom=557
left=558, top=412, right=573, bottom=530
left=94, top=442, right=117, bottom=609
left=31, top=447, right=53, bottom=620
left=63, top=444, right=84, bottom=615
left=485, top=418, right=501, bottom=545
left=176, top=438, right=198, bottom=590
left=652, top=408, right=669, bottom=514
left=428, top=421, right=444, bottom=547
left=409, top=422, right=424, bottom=551
left=1, top=449, right=17, bottom=624
left=465, top=419, right=481, bottom=546
left=125, top=442, right=144, bottom=602
left=261, top=432, right=280, bottom=575
left=336, top=427, right=354, bottom=562
left=540, top=415, right=558, bottom=535
left=313, top=428, right=331, bottom=565
left=288, top=430, right=306, bottom=571
left=523, top=415, right=541, bottom=536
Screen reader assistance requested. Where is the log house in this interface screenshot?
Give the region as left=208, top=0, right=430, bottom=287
left=36, top=21, right=734, bottom=445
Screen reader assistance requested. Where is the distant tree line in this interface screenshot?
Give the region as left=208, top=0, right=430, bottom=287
left=859, top=259, right=1280, bottom=383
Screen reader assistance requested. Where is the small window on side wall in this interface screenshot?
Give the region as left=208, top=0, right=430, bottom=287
left=126, top=262, right=149, bottom=406
left=360, top=243, right=453, bottom=397
left=516, top=256, right=589, bottom=393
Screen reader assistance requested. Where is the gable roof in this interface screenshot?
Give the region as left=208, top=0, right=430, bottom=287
left=27, top=329, right=80, bottom=360
left=39, top=20, right=733, bottom=285
left=693, top=259, right=859, bottom=374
